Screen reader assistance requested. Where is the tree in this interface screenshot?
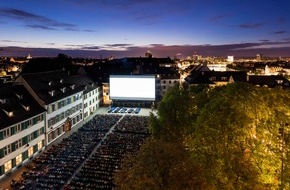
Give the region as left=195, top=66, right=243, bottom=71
left=149, top=83, right=198, bottom=142
left=187, top=83, right=290, bottom=189
left=114, top=138, right=212, bottom=190
left=115, top=82, right=290, bottom=189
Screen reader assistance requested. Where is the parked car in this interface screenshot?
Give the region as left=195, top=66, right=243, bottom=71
left=134, top=107, right=141, bottom=114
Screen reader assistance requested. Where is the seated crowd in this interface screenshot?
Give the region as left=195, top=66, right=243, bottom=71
left=11, top=114, right=149, bottom=190
left=114, top=115, right=149, bottom=134
left=65, top=116, right=149, bottom=190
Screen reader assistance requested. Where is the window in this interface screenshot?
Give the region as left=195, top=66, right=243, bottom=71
left=4, top=160, right=12, bottom=172
left=51, top=104, right=55, bottom=112
left=28, top=147, right=33, bottom=157
left=3, top=128, right=10, bottom=138
left=221, top=77, right=227, bottom=81
left=4, top=145, right=11, bottom=156
left=39, top=127, right=44, bottom=135
left=37, top=141, right=43, bottom=150
left=16, top=154, right=22, bottom=165
left=58, top=102, right=62, bottom=109
left=48, top=119, right=53, bottom=128
left=15, top=139, right=22, bottom=150
left=28, top=133, right=34, bottom=142
left=66, top=98, right=71, bottom=105
left=60, top=112, right=65, bottom=120
left=15, top=124, right=21, bottom=133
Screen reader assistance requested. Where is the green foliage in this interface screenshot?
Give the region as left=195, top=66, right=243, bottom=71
left=114, top=138, right=212, bottom=190
left=149, top=83, right=200, bottom=142
left=115, top=82, right=290, bottom=190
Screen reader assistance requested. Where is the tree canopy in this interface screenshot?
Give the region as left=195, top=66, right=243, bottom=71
left=114, top=82, right=290, bottom=190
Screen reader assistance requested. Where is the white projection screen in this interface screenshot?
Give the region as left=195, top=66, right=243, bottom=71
left=109, top=75, right=156, bottom=101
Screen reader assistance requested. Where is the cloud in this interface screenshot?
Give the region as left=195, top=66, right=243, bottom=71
left=149, top=44, right=165, bottom=47
left=238, top=22, right=266, bottom=29
left=0, top=8, right=93, bottom=32
left=82, top=29, right=95, bottom=32
left=277, top=17, right=286, bottom=23
left=2, top=42, right=290, bottom=58
left=1, top=40, right=27, bottom=43
left=81, top=46, right=100, bottom=50
left=209, top=14, right=229, bottom=23
left=259, top=39, right=271, bottom=42
left=26, top=24, right=56, bottom=30
left=45, top=43, right=55, bottom=46
left=272, top=30, right=287, bottom=34
left=104, top=44, right=133, bottom=47
left=282, top=38, right=290, bottom=41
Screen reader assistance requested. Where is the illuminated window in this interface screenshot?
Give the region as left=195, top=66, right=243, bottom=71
left=8, top=111, right=13, bottom=117
left=16, top=154, right=22, bottom=165
left=4, top=160, right=12, bottom=172
left=37, top=141, right=43, bottom=150
left=28, top=147, right=33, bottom=157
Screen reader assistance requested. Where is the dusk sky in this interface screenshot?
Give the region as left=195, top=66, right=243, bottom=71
left=1, top=0, right=290, bottom=58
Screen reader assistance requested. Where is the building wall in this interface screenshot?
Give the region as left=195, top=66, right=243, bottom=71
left=160, top=78, right=180, bottom=94
left=0, top=113, right=45, bottom=179
left=45, top=92, right=83, bottom=145
left=83, top=86, right=102, bottom=120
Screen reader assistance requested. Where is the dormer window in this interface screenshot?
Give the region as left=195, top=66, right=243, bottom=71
left=8, top=111, right=13, bottom=117
left=60, top=87, right=66, bottom=93
left=0, top=98, right=6, bottom=104
left=276, top=80, right=283, bottom=84
left=48, top=90, right=55, bottom=97
left=70, top=84, right=75, bottom=90
left=15, top=93, right=23, bottom=99
left=48, top=81, right=52, bottom=86
left=21, top=104, right=30, bottom=111
left=60, top=79, right=63, bottom=83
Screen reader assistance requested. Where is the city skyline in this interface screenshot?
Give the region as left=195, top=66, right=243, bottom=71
left=1, top=0, right=290, bottom=58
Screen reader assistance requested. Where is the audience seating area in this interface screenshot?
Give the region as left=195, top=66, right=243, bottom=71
left=10, top=114, right=149, bottom=190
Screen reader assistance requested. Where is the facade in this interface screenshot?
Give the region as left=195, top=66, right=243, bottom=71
left=0, top=85, right=45, bottom=179
left=157, top=73, right=180, bottom=95
left=16, top=70, right=101, bottom=146
left=82, top=82, right=102, bottom=120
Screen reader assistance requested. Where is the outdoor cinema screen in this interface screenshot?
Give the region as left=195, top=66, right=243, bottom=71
left=109, top=75, right=156, bottom=101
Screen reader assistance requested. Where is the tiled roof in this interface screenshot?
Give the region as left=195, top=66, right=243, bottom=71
left=0, top=85, right=46, bottom=129
left=21, top=70, right=97, bottom=104
left=185, top=69, right=247, bottom=85
left=248, top=75, right=290, bottom=88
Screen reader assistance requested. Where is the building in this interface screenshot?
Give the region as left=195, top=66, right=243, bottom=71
left=0, top=85, right=46, bottom=179
left=248, top=75, right=290, bottom=88
left=227, top=56, right=234, bottom=63
left=16, top=70, right=101, bottom=146
left=185, top=64, right=247, bottom=87
left=77, top=78, right=102, bottom=120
